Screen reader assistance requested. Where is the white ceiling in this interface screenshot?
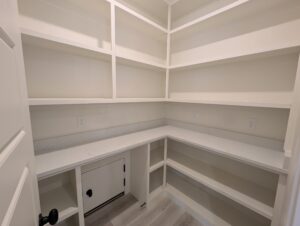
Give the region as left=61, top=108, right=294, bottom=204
left=163, top=0, right=180, bottom=5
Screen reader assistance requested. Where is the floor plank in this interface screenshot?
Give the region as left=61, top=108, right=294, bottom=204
left=85, top=193, right=203, bottom=226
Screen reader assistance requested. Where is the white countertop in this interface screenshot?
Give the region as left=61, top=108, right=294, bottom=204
left=36, top=126, right=288, bottom=179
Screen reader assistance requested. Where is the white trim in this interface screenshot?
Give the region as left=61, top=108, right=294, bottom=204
left=1, top=167, right=29, bottom=226
left=0, top=130, right=25, bottom=168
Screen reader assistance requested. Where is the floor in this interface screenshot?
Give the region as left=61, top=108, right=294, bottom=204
left=85, top=193, right=203, bottom=226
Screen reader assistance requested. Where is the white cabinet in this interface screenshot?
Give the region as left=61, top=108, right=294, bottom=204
left=81, top=158, right=125, bottom=214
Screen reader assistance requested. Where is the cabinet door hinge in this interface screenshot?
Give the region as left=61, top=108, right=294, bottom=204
left=123, top=164, right=126, bottom=172
left=123, top=178, right=126, bottom=186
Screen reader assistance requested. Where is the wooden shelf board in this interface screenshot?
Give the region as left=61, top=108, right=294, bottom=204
left=167, top=159, right=273, bottom=219
left=110, top=0, right=168, bottom=33
left=21, top=28, right=112, bottom=58
left=116, top=52, right=167, bottom=70
left=166, top=184, right=231, bottom=226
left=36, top=126, right=287, bottom=179
left=170, top=19, right=300, bottom=69
left=28, top=98, right=167, bottom=106
left=40, top=185, right=78, bottom=224
left=170, top=0, right=249, bottom=34
left=149, top=161, right=164, bottom=173
left=168, top=91, right=293, bottom=109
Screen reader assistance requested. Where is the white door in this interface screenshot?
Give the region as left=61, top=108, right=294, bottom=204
left=0, top=0, right=39, bottom=225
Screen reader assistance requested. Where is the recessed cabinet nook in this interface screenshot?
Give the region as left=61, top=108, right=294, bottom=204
left=8, top=0, right=300, bottom=225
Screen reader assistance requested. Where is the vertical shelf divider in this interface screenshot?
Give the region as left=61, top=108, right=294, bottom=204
left=75, top=167, right=85, bottom=226
left=165, top=5, right=171, bottom=99
left=111, top=2, right=117, bottom=99
left=163, top=138, right=168, bottom=187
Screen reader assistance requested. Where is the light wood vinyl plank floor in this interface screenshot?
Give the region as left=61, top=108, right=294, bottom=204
left=85, top=193, right=204, bottom=226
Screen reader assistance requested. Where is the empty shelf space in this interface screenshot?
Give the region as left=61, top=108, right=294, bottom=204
left=167, top=157, right=274, bottom=219
left=22, top=37, right=112, bottom=99
left=18, top=0, right=111, bottom=52
left=38, top=170, right=78, bottom=224
left=171, top=0, right=249, bottom=34
left=116, top=58, right=166, bottom=98
left=167, top=168, right=271, bottom=226
left=166, top=184, right=230, bottom=226
left=170, top=20, right=300, bottom=68
left=116, top=7, right=167, bottom=68
left=113, top=0, right=168, bottom=33
left=168, top=92, right=293, bottom=109
left=21, top=29, right=112, bottom=57
left=149, top=167, right=164, bottom=194
left=166, top=127, right=287, bottom=174
left=150, top=140, right=165, bottom=167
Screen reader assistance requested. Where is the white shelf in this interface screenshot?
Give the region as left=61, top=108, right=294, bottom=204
left=166, top=184, right=231, bottom=226
left=167, top=159, right=273, bottom=219
left=110, top=0, right=168, bottom=33
left=40, top=185, right=78, bottom=224
left=21, top=28, right=111, bottom=58
left=168, top=92, right=293, bottom=109
left=116, top=52, right=167, bottom=70
left=149, top=161, right=164, bottom=173
left=170, top=0, right=249, bottom=34
left=170, top=19, right=300, bottom=69
left=150, top=147, right=165, bottom=167
left=36, top=126, right=287, bottom=179
left=28, top=98, right=167, bottom=106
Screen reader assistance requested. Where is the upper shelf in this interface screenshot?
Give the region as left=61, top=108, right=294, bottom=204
left=170, top=0, right=249, bottom=34
left=36, top=126, right=288, bottom=179
left=110, top=0, right=168, bottom=33
left=170, top=19, right=300, bottom=69
left=21, top=28, right=112, bottom=58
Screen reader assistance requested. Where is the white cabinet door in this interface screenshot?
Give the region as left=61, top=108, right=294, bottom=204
left=82, top=159, right=125, bottom=213
left=0, top=0, right=39, bottom=225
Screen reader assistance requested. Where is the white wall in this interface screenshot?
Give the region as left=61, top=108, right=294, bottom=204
left=166, top=103, right=289, bottom=142
left=30, top=103, right=165, bottom=154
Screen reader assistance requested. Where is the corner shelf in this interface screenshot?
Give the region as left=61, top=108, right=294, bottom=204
left=111, top=0, right=168, bottom=33
left=167, top=159, right=273, bottom=219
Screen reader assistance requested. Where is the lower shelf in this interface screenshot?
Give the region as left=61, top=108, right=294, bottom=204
left=167, top=159, right=273, bottom=219
left=40, top=185, right=78, bottom=224
left=166, top=167, right=271, bottom=226
left=166, top=184, right=230, bottom=226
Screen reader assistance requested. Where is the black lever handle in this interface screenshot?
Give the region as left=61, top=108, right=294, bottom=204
left=39, top=209, right=59, bottom=226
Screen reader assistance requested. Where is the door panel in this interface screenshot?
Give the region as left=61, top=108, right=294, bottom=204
left=0, top=37, right=23, bottom=153
left=6, top=168, right=36, bottom=226
left=0, top=131, right=29, bottom=222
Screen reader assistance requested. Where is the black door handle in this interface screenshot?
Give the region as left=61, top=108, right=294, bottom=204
left=39, top=209, right=59, bottom=226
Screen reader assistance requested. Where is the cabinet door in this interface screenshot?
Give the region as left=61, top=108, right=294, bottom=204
left=82, top=159, right=125, bottom=213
